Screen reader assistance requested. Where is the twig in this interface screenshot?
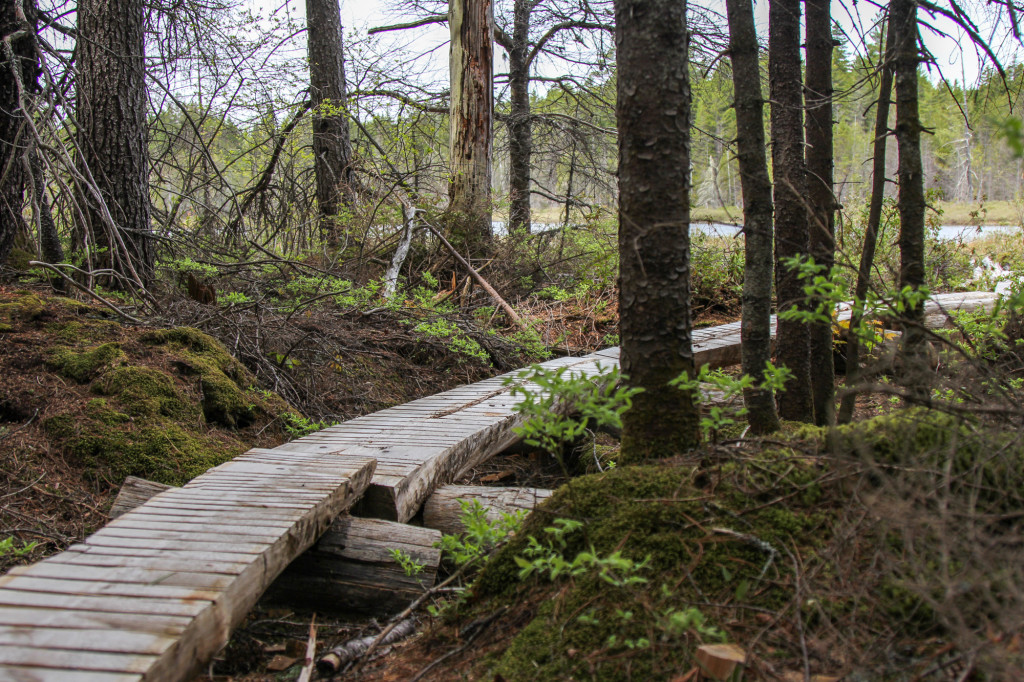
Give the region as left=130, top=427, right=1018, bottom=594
left=316, top=618, right=417, bottom=676
left=0, top=410, right=38, bottom=445
left=28, top=261, right=143, bottom=324
left=296, top=613, right=316, bottom=682
left=326, top=562, right=473, bottom=676
left=420, top=220, right=527, bottom=330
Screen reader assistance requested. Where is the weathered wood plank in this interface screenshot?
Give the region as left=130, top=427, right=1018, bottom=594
left=0, top=666, right=142, bottom=681
left=0, top=456, right=375, bottom=682
left=423, top=485, right=553, bottom=536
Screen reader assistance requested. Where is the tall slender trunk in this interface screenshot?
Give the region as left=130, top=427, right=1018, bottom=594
left=307, top=0, right=356, bottom=248
left=891, top=0, right=927, bottom=391
left=805, top=0, right=836, bottom=426
left=726, top=0, right=780, bottom=434
left=449, top=0, right=494, bottom=247
left=0, top=0, right=38, bottom=266
left=769, top=0, right=813, bottom=422
left=839, top=19, right=894, bottom=424
left=506, top=0, right=531, bottom=235
left=76, top=0, right=153, bottom=284
left=615, top=0, right=699, bottom=462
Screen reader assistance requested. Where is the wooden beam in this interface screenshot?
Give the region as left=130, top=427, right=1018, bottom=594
left=423, top=485, right=552, bottom=536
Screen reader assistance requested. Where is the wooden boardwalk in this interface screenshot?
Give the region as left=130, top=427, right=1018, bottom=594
left=0, top=451, right=375, bottom=681
left=0, top=290, right=998, bottom=680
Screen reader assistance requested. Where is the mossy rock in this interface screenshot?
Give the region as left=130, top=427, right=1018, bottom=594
left=0, top=293, right=47, bottom=322
left=142, top=326, right=287, bottom=427
left=46, top=343, right=126, bottom=383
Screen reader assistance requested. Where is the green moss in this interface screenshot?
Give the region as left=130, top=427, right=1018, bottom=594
left=0, top=324, right=11, bottom=333
left=141, top=326, right=287, bottom=427
left=6, top=248, right=33, bottom=270
left=0, top=293, right=46, bottom=322
left=43, top=412, right=241, bottom=486
left=473, top=456, right=835, bottom=680
left=46, top=343, right=125, bottom=383
left=93, top=366, right=200, bottom=421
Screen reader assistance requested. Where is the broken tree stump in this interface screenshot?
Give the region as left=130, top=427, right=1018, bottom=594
left=111, top=476, right=441, bottom=614
left=422, top=485, right=553, bottom=536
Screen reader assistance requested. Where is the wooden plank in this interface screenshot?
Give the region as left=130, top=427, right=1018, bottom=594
left=0, top=576, right=219, bottom=603
left=0, top=627, right=176, bottom=656
left=0, top=665, right=142, bottom=681
left=109, top=477, right=172, bottom=519
left=0, top=647, right=157, bottom=674
left=9, top=563, right=237, bottom=590
left=0, top=607, right=188, bottom=635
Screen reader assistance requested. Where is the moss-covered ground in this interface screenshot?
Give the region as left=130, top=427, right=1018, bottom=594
left=347, top=408, right=1024, bottom=682
left=0, top=286, right=296, bottom=569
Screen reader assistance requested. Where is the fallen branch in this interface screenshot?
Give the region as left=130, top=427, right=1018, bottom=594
left=319, top=562, right=472, bottom=675
left=296, top=614, right=316, bottom=682
left=28, top=261, right=143, bottom=324
left=316, top=617, right=417, bottom=675
left=421, top=221, right=527, bottom=329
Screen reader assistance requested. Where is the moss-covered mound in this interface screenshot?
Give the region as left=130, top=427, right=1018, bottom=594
left=1, top=288, right=292, bottom=488
left=372, top=409, right=1024, bottom=681
left=466, top=451, right=834, bottom=681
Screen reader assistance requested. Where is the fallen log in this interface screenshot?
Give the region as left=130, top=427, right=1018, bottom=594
left=422, top=485, right=553, bottom=536
left=316, top=617, right=417, bottom=675
left=111, top=476, right=441, bottom=614
left=264, top=516, right=441, bottom=613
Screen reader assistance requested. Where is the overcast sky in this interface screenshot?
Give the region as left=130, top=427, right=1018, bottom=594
left=257, top=0, right=1021, bottom=90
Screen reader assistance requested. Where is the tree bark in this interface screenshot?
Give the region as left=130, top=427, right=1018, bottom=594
left=307, top=0, right=356, bottom=248
left=76, top=0, right=153, bottom=284
left=615, top=0, right=699, bottom=461
left=838, top=19, right=894, bottom=424
left=506, top=0, right=532, bottom=235
left=0, top=0, right=38, bottom=267
left=726, top=0, right=780, bottom=435
left=892, top=0, right=928, bottom=389
left=769, top=0, right=813, bottom=422
left=804, top=0, right=836, bottom=426
left=448, top=0, right=494, bottom=247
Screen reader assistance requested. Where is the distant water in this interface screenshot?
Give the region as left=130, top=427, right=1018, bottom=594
left=492, top=221, right=1021, bottom=242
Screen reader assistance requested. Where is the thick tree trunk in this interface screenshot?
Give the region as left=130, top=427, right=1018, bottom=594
left=769, top=0, right=813, bottom=423
left=838, top=19, right=894, bottom=424
left=76, top=0, right=152, bottom=284
left=726, top=0, right=780, bottom=435
left=449, top=0, right=494, bottom=246
left=804, top=0, right=835, bottom=426
left=506, top=0, right=531, bottom=235
left=615, top=0, right=699, bottom=461
left=892, top=0, right=928, bottom=389
left=307, top=0, right=356, bottom=248
left=0, top=0, right=37, bottom=267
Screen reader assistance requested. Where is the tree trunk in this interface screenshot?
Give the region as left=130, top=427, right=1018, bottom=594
left=76, top=0, right=153, bottom=284
left=0, top=0, right=37, bottom=267
left=506, top=0, right=532, bottom=235
left=804, top=0, right=835, bottom=426
left=615, top=0, right=699, bottom=462
left=769, top=0, right=813, bottom=422
left=838, top=18, right=894, bottom=424
left=449, top=0, right=494, bottom=246
left=307, top=0, right=356, bottom=248
left=892, top=0, right=928, bottom=388
left=726, top=0, right=780, bottom=435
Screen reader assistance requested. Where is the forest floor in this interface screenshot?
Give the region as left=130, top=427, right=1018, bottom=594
left=2, top=227, right=1023, bottom=680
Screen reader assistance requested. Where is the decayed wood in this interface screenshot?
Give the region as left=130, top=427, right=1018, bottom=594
left=316, top=617, right=417, bottom=675
left=111, top=478, right=443, bottom=615
left=0, top=453, right=375, bottom=682
left=109, top=477, right=173, bottom=518
left=695, top=643, right=746, bottom=681
left=265, top=516, right=441, bottom=614
left=422, top=485, right=552, bottom=536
